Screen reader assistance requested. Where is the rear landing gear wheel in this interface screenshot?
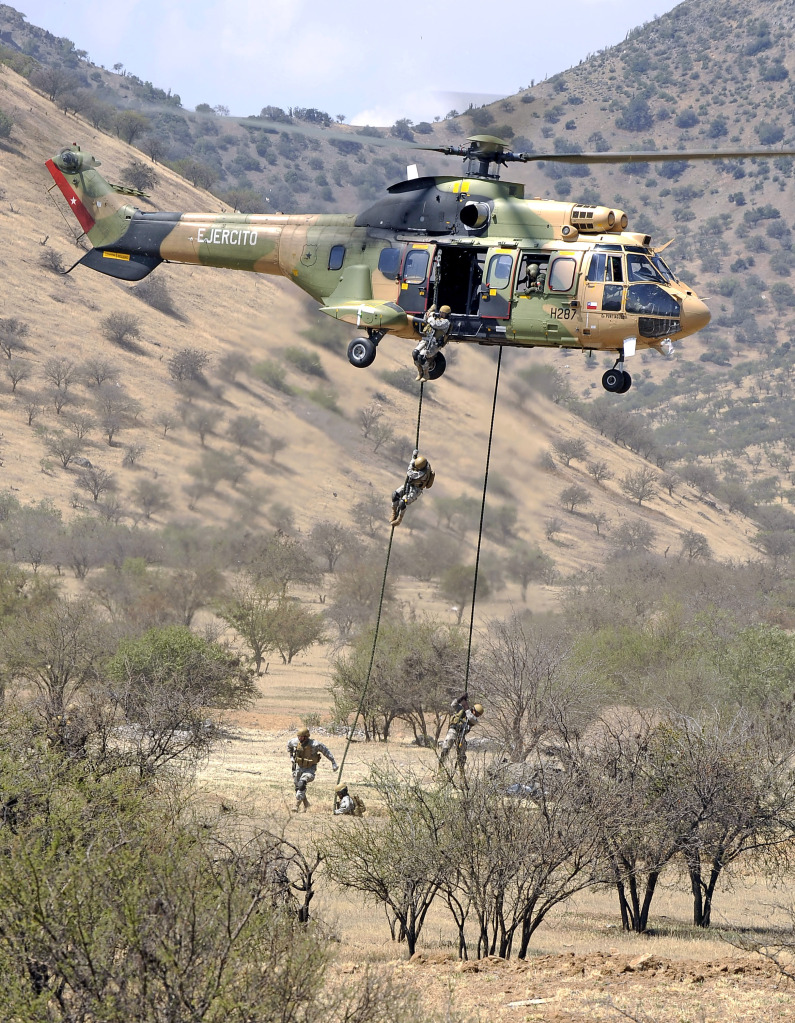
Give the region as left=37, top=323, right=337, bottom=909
left=427, top=352, right=447, bottom=380
left=347, top=337, right=376, bottom=368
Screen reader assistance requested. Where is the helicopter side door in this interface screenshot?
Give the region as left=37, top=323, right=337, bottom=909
left=478, top=248, right=516, bottom=319
left=580, top=249, right=627, bottom=344
left=396, top=243, right=436, bottom=315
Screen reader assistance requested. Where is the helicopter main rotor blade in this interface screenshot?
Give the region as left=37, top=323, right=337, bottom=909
left=510, top=147, right=795, bottom=165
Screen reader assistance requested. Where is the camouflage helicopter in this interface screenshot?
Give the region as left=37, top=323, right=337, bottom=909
left=45, top=135, right=794, bottom=393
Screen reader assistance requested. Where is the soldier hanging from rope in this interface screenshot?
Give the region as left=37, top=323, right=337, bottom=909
left=408, top=304, right=452, bottom=381
left=390, top=449, right=435, bottom=526
left=439, top=692, right=483, bottom=774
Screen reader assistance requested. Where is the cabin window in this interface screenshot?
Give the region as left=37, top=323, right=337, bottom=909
left=328, top=245, right=345, bottom=271
left=548, top=256, right=577, bottom=292
left=602, top=285, right=624, bottom=312
left=403, top=248, right=430, bottom=284
left=378, top=247, right=401, bottom=278
left=486, top=253, right=513, bottom=288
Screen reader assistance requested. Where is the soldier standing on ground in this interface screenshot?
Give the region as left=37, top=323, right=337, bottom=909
left=288, top=727, right=338, bottom=812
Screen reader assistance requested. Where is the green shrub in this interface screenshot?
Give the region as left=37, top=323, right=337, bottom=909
left=284, top=346, right=327, bottom=378
left=253, top=359, right=293, bottom=393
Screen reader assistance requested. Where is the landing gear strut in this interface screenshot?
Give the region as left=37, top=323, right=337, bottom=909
left=602, top=357, right=632, bottom=394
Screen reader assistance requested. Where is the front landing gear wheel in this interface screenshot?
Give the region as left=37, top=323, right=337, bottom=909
left=602, top=368, right=624, bottom=392
left=427, top=352, right=447, bottom=380
left=347, top=337, right=376, bottom=368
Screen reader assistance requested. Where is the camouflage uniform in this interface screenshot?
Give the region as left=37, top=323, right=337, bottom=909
left=288, top=731, right=337, bottom=811
left=390, top=451, right=435, bottom=526
left=439, top=695, right=483, bottom=772
left=412, top=306, right=451, bottom=381
left=334, top=784, right=356, bottom=815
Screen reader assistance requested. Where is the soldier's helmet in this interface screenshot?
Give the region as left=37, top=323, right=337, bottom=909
left=439, top=304, right=452, bottom=316
left=297, top=727, right=310, bottom=739
left=473, top=704, right=484, bottom=716
left=414, top=455, right=428, bottom=470
left=335, top=783, right=348, bottom=794
left=527, top=263, right=540, bottom=280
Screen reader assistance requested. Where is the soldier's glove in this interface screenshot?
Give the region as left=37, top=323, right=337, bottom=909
left=331, top=763, right=338, bottom=772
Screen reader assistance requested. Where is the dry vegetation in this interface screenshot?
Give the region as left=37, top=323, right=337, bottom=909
left=4, top=14, right=795, bottom=1018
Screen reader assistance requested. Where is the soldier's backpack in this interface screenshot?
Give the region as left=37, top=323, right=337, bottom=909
left=352, top=794, right=366, bottom=817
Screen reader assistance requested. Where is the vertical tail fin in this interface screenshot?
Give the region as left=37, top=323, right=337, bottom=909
left=46, top=146, right=137, bottom=249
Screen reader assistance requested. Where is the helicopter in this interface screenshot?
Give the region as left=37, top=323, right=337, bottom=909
left=45, top=135, right=795, bottom=393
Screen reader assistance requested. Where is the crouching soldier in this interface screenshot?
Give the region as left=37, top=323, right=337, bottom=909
left=334, top=782, right=366, bottom=816
left=439, top=693, right=483, bottom=774
left=288, top=726, right=338, bottom=812
left=390, top=449, right=434, bottom=526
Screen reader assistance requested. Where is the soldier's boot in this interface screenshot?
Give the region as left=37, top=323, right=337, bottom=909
left=390, top=502, right=405, bottom=527
left=414, top=356, right=426, bottom=381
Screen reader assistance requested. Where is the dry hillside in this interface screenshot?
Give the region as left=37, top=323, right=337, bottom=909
left=0, top=64, right=760, bottom=611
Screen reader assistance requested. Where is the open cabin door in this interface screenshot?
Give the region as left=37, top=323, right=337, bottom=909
left=396, top=243, right=436, bottom=315
left=478, top=248, right=516, bottom=319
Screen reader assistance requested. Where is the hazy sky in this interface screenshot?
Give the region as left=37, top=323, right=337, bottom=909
left=19, top=0, right=684, bottom=124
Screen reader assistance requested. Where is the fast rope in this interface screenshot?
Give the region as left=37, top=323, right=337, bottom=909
left=335, top=382, right=425, bottom=785
left=463, top=345, right=503, bottom=690
left=335, top=345, right=503, bottom=789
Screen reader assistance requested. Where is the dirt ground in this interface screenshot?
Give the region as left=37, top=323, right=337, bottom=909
left=195, top=672, right=795, bottom=1023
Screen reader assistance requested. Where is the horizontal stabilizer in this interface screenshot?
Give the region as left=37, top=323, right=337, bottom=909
left=75, top=248, right=162, bottom=281
left=320, top=300, right=407, bottom=330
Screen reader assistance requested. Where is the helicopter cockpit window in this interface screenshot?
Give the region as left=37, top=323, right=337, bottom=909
left=626, top=253, right=666, bottom=284
left=547, top=257, right=577, bottom=293
left=378, top=247, right=401, bottom=279
left=486, top=253, right=513, bottom=287
left=651, top=253, right=678, bottom=284
left=328, top=245, right=345, bottom=271
left=403, top=249, right=430, bottom=284
left=586, top=252, right=623, bottom=283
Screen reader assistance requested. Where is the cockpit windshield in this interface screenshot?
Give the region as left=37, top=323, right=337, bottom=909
left=626, top=253, right=667, bottom=284
left=650, top=252, right=679, bottom=284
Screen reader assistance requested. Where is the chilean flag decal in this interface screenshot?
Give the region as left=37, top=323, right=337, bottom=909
left=45, top=159, right=96, bottom=234
left=586, top=301, right=598, bottom=310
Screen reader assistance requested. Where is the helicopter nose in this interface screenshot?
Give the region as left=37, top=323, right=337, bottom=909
left=681, top=294, right=711, bottom=335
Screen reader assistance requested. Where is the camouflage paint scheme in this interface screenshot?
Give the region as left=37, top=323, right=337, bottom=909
left=46, top=143, right=711, bottom=372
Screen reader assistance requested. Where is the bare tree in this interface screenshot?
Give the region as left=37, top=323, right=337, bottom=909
left=620, top=466, right=659, bottom=506
left=155, top=410, right=179, bottom=437
left=42, top=357, right=77, bottom=392
left=310, top=520, right=356, bottom=573
left=559, top=484, right=592, bottom=513
left=4, top=358, right=31, bottom=393
left=75, top=466, right=116, bottom=504
left=587, top=459, right=615, bottom=485
left=44, top=431, right=84, bottom=469
left=554, top=437, right=588, bottom=467
left=359, top=402, right=384, bottom=439
left=101, top=312, right=143, bottom=348
left=0, top=317, right=30, bottom=360
left=227, top=414, right=262, bottom=451
left=81, top=356, right=120, bottom=388
left=168, top=347, right=210, bottom=383
left=131, top=478, right=170, bottom=520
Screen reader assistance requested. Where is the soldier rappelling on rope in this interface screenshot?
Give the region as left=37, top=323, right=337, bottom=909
left=390, top=449, right=435, bottom=526
left=407, top=304, right=452, bottom=382
left=439, top=693, right=483, bottom=775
